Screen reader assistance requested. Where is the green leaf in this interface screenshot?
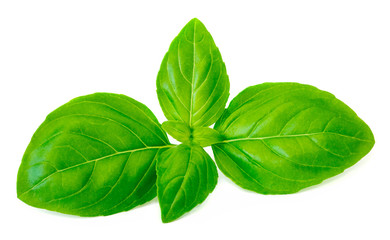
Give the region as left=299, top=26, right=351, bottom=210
left=157, top=144, right=218, bottom=223
left=162, top=120, right=222, bottom=147
left=162, top=120, right=191, bottom=143
left=157, top=18, right=229, bottom=128
left=212, top=82, right=375, bottom=194
left=192, top=127, right=222, bottom=147
left=17, top=93, right=173, bottom=216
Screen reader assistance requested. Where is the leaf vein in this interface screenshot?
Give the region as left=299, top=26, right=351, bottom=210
left=228, top=143, right=318, bottom=182
left=18, top=145, right=172, bottom=199
left=72, top=152, right=133, bottom=211
left=102, top=149, right=161, bottom=214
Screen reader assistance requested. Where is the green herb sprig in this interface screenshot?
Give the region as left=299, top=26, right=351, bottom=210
left=17, top=18, right=374, bottom=223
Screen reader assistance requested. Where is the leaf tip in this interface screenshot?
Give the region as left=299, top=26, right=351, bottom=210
left=160, top=209, right=179, bottom=223
left=189, top=17, right=201, bottom=24
left=161, top=216, right=173, bottom=223
left=186, top=18, right=206, bottom=30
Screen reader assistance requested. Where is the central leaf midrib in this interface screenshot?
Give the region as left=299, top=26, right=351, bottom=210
left=18, top=145, right=173, bottom=198
left=189, top=21, right=197, bottom=127
left=165, top=147, right=192, bottom=218
left=218, top=132, right=373, bottom=143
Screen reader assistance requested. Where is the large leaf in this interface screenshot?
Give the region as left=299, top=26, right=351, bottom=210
left=17, top=93, right=172, bottom=216
left=157, top=144, right=218, bottom=223
left=212, top=82, right=375, bottom=194
left=157, top=18, right=229, bottom=128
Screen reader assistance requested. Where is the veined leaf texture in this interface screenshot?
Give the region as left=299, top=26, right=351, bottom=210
left=213, top=83, right=374, bottom=194
left=17, top=19, right=374, bottom=222
left=157, top=18, right=229, bottom=128
left=157, top=144, right=218, bottom=223
left=17, top=93, right=172, bottom=216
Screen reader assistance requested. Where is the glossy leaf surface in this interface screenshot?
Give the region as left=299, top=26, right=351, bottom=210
left=157, top=18, right=229, bottom=128
left=17, top=93, right=172, bottom=216
left=162, top=120, right=191, bottom=143
left=213, top=82, right=375, bottom=194
left=162, top=120, right=222, bottom=147
left=157, top=144, right=218, bottom=223
left=192, top=127, right=222, bottom=147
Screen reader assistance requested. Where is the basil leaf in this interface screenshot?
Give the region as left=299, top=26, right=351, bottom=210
left=17, top=93, right=172, bottom=216
left=157, top=18, right=229, bottom=128
left=162, top=120, right=191, bottom=143
left=162, top=120, right=222, bottom=147
left=157, top=144, right=218, bottom=223
left=213, top=82, right=375, bottom=194
left=192, top=127, right=222, bottom=147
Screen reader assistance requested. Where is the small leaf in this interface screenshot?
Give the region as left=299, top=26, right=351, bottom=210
left=157, top=18, right=230, bottom=128
left=213, top=82, right=375, bottom=194
left=162, top=120, right=191, bottom=143
left=192, top=127, right=222, bottom=147
left=17, top=93, right=173, bottom=216
left=157, top=144, right=218, bottom=223
left=162, top=121, right=222, bottom=147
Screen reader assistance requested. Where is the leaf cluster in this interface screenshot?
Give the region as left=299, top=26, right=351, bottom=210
left=17, top=18, right=374, bottom=223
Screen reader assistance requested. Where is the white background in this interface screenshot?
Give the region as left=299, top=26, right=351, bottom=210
left=1, top=0, right=389, bottom=239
